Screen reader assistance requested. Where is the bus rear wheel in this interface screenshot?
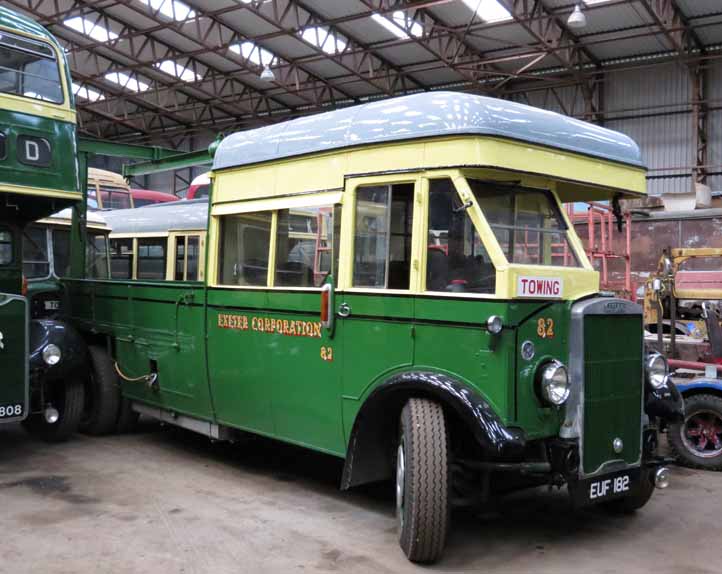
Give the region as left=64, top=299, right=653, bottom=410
left=23, top=378, right=85, bottom=442
left=396, top=398, right=449, bottom=564
left=81, top=346, right=121, bottom=436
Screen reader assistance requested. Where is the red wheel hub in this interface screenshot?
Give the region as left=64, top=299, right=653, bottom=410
left=685, top=413, right=722, bottom=454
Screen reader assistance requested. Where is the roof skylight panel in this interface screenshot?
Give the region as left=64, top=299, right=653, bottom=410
left=155, top=60, right=202, bottom=82
left=460, top=0, right=513, bottom=23
left=229, top=41, right=278, bottom=67
left=72, top=82, right=105, bottom=102
left=371, top=11, right=423, bottom=39
left=300, top=27, right=347, bottom=55
left=64, top=16, right=119, bottom=42
left=137, top=0, right=196, bottom=21
left=104, top=72, right=150, bottom=93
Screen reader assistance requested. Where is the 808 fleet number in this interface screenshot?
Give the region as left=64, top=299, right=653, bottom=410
left=0, top=404, right=23, bottom=418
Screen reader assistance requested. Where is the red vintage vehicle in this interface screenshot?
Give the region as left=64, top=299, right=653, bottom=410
left=130, top=188, right=179, bottom=207
left=185, top=172, right=210, bottom=200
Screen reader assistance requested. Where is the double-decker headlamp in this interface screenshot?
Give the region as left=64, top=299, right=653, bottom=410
left=645, top=352, right=668, bottom=389
left=538, top=360, right=570, bottom=406
left=42, top=343, right=61, bottom=366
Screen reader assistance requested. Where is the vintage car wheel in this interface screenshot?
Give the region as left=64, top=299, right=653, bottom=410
left=80, top=346, right=121, bottom=436
left=601, top=468, right=655, bottom=514
left=396, top=398, right=449, bottom=563
left=669, top=394, right=722, bottom=471
left=22, top=378, right=85, bottom=442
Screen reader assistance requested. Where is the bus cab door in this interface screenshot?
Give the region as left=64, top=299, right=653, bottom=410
left=0, top=294, right=28, bottom=422
left=335, top=177, right=420, bottom=445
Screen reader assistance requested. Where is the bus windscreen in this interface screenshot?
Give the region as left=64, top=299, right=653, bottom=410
left=0, top=32, right=63, bottom=104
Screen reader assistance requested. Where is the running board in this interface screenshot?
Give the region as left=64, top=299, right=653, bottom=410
left=132, top=402, right=231, bottom=441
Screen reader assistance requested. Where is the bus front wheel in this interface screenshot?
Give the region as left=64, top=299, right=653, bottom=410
left=23, top=378, right=85, bottom=442
left=396, top=398, right=449, bottom=563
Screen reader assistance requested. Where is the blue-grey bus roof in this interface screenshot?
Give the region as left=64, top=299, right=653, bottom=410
left=213, top=91, right=643, bottom=171
left=103, top=199, right=208, bottom=235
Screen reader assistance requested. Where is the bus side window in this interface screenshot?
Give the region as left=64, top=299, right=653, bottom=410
left=187, top=236, right=200, bottom=281
left=175, top=235, right=200, bottom=281
left=353, top=183, right=414, bottom=289
left=52, top=229, right=71, bottom=277
left=0, top=228, right=12, bottom=265
left=175, top=236, right=186, bottom=281
left=274, top=206, right=336, bottom=288
left=23, top=225, right=49, bottom=278
left=218, top=212, right=272, bottom=286
left=137, top=238, right=166, bottom=280
left=87, top=187, right=99, bottom=210
left=426, top=179, right=495, bottom=294
left=110, top=238, right=133, bottom=279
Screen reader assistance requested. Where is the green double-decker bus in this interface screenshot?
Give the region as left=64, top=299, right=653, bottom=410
left=0, top=6, right=88, bottom=439
left=66, top=92, right=685, bottom=562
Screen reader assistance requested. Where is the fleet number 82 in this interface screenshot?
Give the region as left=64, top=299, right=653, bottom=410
left=0, top=404, right=23, bottom=418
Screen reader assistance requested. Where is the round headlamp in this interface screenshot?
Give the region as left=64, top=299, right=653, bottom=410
left=538, top=361, right=570, bottom=406
left=645, top=352, right=668, bottom=389
left=42, top=343, right=61, bottom=366
left=486, top=315, right=503, bottom=335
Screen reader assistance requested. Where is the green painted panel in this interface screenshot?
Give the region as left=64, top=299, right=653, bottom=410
left=0, top=295, right=26, bottom=419
left=514, top=302, right=569, bottom=438
left=583, top=315, right=643, bottom=473
left=207, top=288, right=344, bottom=455
left=0, top=110, right=78, bottom=196
left=67, top=280, right=213, bottom=420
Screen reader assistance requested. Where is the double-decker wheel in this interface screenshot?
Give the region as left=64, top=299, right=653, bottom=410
left=669, top=394, right=722, bottom=471
left=396, top=398, right=449, bottom=563
left=23, top=378, right=85, bottom=442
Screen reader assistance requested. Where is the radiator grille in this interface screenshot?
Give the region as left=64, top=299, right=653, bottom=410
left=582, top=314, right=643, bottom=474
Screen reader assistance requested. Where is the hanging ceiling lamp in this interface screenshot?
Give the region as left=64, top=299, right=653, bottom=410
left=260, top=65, right=275, bottom=80
left=567, top=3, right=587, bottom=29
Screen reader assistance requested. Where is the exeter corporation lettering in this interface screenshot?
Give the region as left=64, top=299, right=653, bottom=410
left=217, top=313, right=322, bottom=339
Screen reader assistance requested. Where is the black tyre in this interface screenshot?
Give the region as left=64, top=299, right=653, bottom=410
left=81, top=346, right=121, bottom=436
left=396, top=398, right=449, bottom=564
left=669, top=393, right=722, bottom=471
left=116, top=398, right=140, bottom=433
left=602, top=468, right=655, bottom=514
left=22, top=378, right=85, bottom=442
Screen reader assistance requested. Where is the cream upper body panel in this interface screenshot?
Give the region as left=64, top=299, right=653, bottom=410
left=207, top=92, right=645, bottom=301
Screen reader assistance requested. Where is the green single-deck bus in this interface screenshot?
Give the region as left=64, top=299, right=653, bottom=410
left=103, top=199, right=208, bottom=281
left=0, top=6, right=90, bottom=439
left=67, top=92, right=685, bottom=562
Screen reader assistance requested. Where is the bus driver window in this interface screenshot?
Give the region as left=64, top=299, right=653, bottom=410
left=426, top=179, right=495, bottom=294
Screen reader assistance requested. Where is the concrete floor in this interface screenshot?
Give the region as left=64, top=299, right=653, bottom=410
left=0, top=421, right=718, bottom=574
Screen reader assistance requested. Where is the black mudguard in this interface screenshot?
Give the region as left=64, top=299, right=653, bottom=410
left=341, top=370, right=526, bottom=489
left=645, top=379, right=685, bottom=422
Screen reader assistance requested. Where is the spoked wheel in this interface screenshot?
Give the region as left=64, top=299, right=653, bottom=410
left=669, top=394, right=722, bottom=471
left=396, top=398, right=449, bottom=564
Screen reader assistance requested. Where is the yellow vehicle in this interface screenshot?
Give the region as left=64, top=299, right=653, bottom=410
left=103, top=200, right=207, bottom=281
left=87, top=167, right=134, bottom=210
